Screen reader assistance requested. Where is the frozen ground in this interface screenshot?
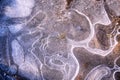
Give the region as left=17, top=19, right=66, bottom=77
left=0, top=0, right=120, bottom=80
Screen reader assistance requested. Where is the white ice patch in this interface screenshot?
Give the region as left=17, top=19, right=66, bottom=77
left=8, top=24, right=23, bottom=33
left=11, top=40, right=25, bottom=65
left=5, top=0, right=35, bottom=18
left=19, top=62, right=39, bottom=80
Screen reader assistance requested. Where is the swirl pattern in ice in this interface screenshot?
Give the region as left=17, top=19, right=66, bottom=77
left=0, top=0, right=120, bottom=80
